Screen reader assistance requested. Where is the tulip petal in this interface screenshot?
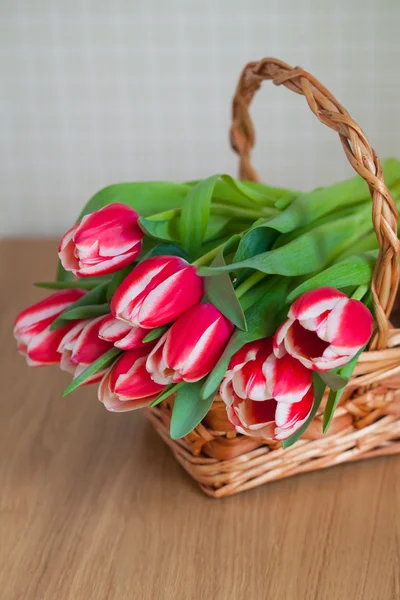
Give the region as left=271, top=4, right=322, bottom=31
left=68, top=316, right=113, bottom=364
left=326, top=298, right=373, bottom=353
left=98, top=315, right=133, bottom=342
left=284, top=321, right=329, bottom=368
left=137, top=266, right=204, bottom=328
left=111, top=256, right=190, bottom=325
left=73, top=203, right=142, bottom=257
left=290, top=287, right=346, bottom=320
left=163, top=303, right=233, bottom=382
left=76, top=249, right=140, bottom=277
left=274, top=386, right=314, bottom=439
left=114, top=357, right=164, bottom=399
left=264, top=353, right=312, bottom=404
left=14, top=289, right=86, bottom=333
left=273, top=319, right=293, bottom=358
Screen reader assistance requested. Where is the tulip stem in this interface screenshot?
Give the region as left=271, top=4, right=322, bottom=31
left=147, top=208, right=182, bottom=221
left=235, top=271, right=268, bottom=298
left=192, top=238, right=241, bottom=267
left=147, top=204, right=278, bottom=223
left=351, top=284, right=369, bottom=301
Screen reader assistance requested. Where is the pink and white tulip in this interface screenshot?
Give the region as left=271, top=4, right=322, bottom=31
left=220, top=339, right=314, bottom=440
left=111, top=255, right=204, bottom=328
left=274, top=287, right=373, bottom=371
left=98, top=349, right=165, bottom=412
left=221, top=339, right=312, bottom=404
left=98, top=314, right=151, bottom=350
left=58, top=316, right=114, bottom=384
left=146, top=303, right=234, bottom=384
left=225, top=388, right=314, bottom=441
left=58, top=203, right=143, bottom=277
left=14, top=289, right=86, bottom=366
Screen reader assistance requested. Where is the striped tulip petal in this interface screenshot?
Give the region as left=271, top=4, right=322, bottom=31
left=111, top=255, right=204, bottom=328
left=58, top=316, right=114, bottom=382
left=99, top=349, right=164, bottom=412
left=274, top=287, right=373, bottom=372
left=146, top=303, right=234, bottom=384
left=274, top=387, right=314, bottom=440
left=59, top=203, right=143, bottom=277
left=98, top=314, right=150, bottom=349
left=14, top=289, right=86, bottom=366
left=263, top=352, right=312, bottom=403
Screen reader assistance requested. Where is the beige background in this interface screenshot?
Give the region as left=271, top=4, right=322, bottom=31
left=1, top=0, right=399, bottom=236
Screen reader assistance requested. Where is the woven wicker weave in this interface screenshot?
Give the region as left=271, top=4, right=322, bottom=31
left=146, top=57, right=400, bottom=498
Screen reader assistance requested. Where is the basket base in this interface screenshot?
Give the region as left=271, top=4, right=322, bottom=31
left=145, top=406, right=400, bottom=498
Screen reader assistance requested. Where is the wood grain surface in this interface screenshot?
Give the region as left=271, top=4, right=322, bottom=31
left=1, top=239, right=400, bottom=600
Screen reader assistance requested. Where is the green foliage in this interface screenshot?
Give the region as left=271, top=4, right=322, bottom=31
left=170, top=381, right=215, bottom=439
left=179, top=175, right=220, bottom=257
left=63, top=347, right=122, bottom=396
left=50, top=283, right=109, bottom=330
left=287, top=252, right=377, bottom=302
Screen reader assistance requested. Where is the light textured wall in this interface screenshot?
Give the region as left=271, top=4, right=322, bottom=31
left=1, top=0, right=399, bottom=236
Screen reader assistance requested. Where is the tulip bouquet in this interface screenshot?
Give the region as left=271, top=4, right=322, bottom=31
left=14, top=160, right=400, bottom=448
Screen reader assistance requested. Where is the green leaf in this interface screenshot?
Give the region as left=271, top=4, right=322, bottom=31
left=198, top=208, right=373, bottom=278
left=150, top=382, right=185, bottom=407
left=318, top=371, right=349, bottom=391
left=56, top=303, right=110, bottom=321
left=34, top=278, right=108, bottom=290
left=76, top=182, right=191, bottom=221
left=204, top=214, right=232, bottom=241
left=287, top=251, right=378, bottom=303
left=63, top=347, right=122, bottom=396
left=143, top=325, right=169, bottom=343
left=322, top=350, right=363, bottom=433
left=204, top=247, right=247, bottom=331
left=220, top=175, right=277, bottom=205
left=106, top=264, right=136, bottom=302
left=50, top=282, right=109, bottom=330
left=201, top=278, right=288, bottom=400
left=234, top=225, right=279, bottom=263
left=281, top=373, right=326, bottom=449
left=179, top=175, right=220, bottom=257
left=263, top=157, right=400, bottom=235
left=170, top=381, right=215, bottom=439
left=138, top=216, right=180, bottom=242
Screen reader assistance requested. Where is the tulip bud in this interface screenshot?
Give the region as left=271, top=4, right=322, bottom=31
left=220, top=339, right=314, bottom=440
left=98, top=314, right=151, bottom=350
left=58, top=316, right=114, bottom=384
left=146, top=303, right=234, bottom=384
left=274, top=287, right=373, bottom=371
left=58, top=203, right=143, bottom=277
left=14, top=289, right=86, bottom=366
left=111, top=255, right=204, bottom=328
left=98, top=349, right=165, bottom=412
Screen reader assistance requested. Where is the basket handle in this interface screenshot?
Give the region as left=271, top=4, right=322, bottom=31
left=230, top=57, right=400, bottom=350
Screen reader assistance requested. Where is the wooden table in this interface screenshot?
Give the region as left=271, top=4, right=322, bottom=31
left=1, top=239, right=399, bottom=600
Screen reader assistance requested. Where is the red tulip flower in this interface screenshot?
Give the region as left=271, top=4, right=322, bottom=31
left=111, top=255, right=204, bottom=328
left=98, top=314, right=151, bottom=350
left=220, top=339, right=314, bottom=441
left=58, top=203, right=143, bottom=277
left=98, top=349, right=165, bottom=412
left=58, top=316, right=114, bottom=384
left=14, top=289, right=86, bottom=366
left=146, top=303, right=234, bottom=384
left=274, top=287, right=373, bottom=371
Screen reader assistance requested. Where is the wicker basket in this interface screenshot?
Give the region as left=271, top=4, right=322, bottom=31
left=146, top=57, right=400, bottom=498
